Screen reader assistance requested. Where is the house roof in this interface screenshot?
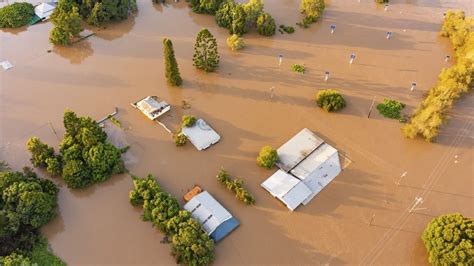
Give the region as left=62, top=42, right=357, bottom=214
left=183, top=191, right=233, bottom=235
left=136, top=96, right=168, bottom=115
left=181, top=119, right=220, bottom=151
left=290, top=143, right=339, bottom=181
left=34, top=3, right=56, bottom=19
left=276, top=128, right=324, bottom=172
left=261, top=170, right=312, bottom=211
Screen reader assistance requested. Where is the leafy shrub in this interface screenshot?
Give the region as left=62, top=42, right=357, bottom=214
left=129, top=175, right=215, bottom=265
left=376, top=99, right=405, bottom=120
left=173, top=130, right=187, bottom=146
left=421, top=213, right=474, bottom=265
left=299, top=0, right=325, bottom=28
left=0, top=2, right=34, bottom=28
left=257, top=146, right=278, bottom=169
left=280, top=24, right=295, bottom=33
left=27, top=110, right=127, bottom=189
left=375, top=0, right=389, bottom=3
left=256, top=12, right=276, bottom=36
left=229, top=4, right=247, bottom=35
left=227, top=34, right=245, bottom=51
left=316, top=89, right=346, bottom=112
left=403, top=11, right=473, bottom=141
left=291, top=64, right=305, bottom=73
left=193, top=28, right=220, bottom=72
left=243, top=0, right=263, bottom=28
left=216, top=168, right=255, bottom=205
left=181, top=115, right=197, bottom=127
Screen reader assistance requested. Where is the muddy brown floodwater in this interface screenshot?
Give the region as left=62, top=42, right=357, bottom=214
left=1, top=0, right=473, bottom=265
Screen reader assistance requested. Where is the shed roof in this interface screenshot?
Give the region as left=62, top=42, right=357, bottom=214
left=261, top=170, right=312, bottom=211
left=183, top=191, right=233, bottom=235
left=136, top=96, right=168, bottom=115
left=276, top=128, right=324, bottom=172
left=181, top=119, right=220, bottom=151
left=34, top=3, right=56, bottom=19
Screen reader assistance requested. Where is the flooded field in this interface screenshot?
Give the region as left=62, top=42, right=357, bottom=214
left=1, top=0, right=473, bottom=265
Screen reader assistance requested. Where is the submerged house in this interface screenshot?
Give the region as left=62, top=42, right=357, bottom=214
left=30, top=2, right=57, bottom=25
left=183, top=191, right=239, bottom=242
left=131, top=96, right=171, bottom=120
left=261, top=128, right=342, bottom=211
left=181, top=119, right=221, bottom=151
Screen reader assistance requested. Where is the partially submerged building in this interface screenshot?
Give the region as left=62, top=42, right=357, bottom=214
left=181, top=119, right=221, bottom=151
left=261, top=128, right=342, bottom=211
left=183, top=191, right=239, bottom=242
left=131, top=96, right=171, bottom=120
left=30, top=2, right=57, bottom=25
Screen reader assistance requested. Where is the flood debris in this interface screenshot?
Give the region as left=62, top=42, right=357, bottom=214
left=0, top=60, right=13, bottom=70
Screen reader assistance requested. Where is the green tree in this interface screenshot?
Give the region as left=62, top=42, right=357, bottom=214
left=316, top=89, right=346, bottom=112
left=243, top=0, right=263, bottom=28
left=421, top=213, right=474, bottom=265
left=216, top=168, right=255, bottom=205
left=171, top=218, right=215, bottom=265
left=49, top=0, right=83, bottom=45
left=229, top=4, right=247, bottom=35
left=256, top=12, right=276, bottom=36
left=163, top=38, right=183, bottom=87
left=257, top=146, right=278, bottom=169
left=0, top=252, right=31, bottom=266
left=227, top=34, right=245, bottom=51
left=215, top=1, right=236, bottom=29
left=193, top=28, right=220, bottom=72
left=0, top=2, right=35, bottom=28
left=191, top=0, right=225, bottom=14
left=181, top=115, right=197, bottom=127
left=299, top=0, right=325, bottom=27
left=26, top=137, right=57, bottom=168
left=376, top=99, right=406, bottom=120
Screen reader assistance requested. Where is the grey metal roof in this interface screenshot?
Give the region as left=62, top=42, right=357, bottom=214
left=181, top=119, right=220, bottom=151
left=276, top=128, right=324, bottom=172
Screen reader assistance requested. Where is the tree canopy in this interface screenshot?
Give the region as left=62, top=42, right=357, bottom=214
left=315, top=89, right=346, bottom=112
left=299, top=0, right=325, bottom=28
left=0, top=164, right=64, bottom=265
left=421, top=213, right=474, bottom=265
left=257, top=146, right=278, bottom=169
left=0, top=2, right=34, bottom=28
left=27, top=110, right=127, bottom=189
left=49, top=0, right=83, bottom=46
left=193, top=28, right=220, bottom=72
left=163, top=38, right=183, bottom=87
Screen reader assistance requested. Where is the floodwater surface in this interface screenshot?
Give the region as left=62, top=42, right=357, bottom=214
left=0, top=0, right=473, bottom=265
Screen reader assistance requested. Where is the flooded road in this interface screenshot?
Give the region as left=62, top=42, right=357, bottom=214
left=1, top=0, right=473, bottom=265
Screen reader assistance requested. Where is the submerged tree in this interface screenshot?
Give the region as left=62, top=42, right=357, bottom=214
left=256, top=12, right=276, bottom=36
left=230, top=4, right=247, bottom=35
left=299, top=0, right=325, bottom=28
left=193, top=28, right=220, bottom=72
left=163, top=38, right=182, bottom=86
left=49, top=0, right=83, bottom=45
left=243, top=0, right=263, bottom=28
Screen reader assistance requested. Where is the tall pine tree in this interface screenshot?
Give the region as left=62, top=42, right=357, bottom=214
left=193, top=28, right=220, bottom=72
left=163, top=38, right=182, bottom=86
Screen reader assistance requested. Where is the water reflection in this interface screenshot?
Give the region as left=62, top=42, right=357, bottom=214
left=94, top=13, right=137, bottom=41
left=52, top=39, right=93, bottom=64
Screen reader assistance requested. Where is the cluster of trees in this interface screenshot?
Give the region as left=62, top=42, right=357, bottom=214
left=0, top=164, right=65, bottom=265
left=316, top=89, right=346, bottom=112
left=421, top=213, right=473, bottom=265
left=403, top=11, right=473, bottom=141
left=163, top=38, right=183, bottom=87
left=298, top=0, right=325, bottom=28
left=129, top=175, right=215, bottom=265
left=227, top=34, right=245, bottom=51
left=181, top=115, right=197, bottom=127
left=49, top=0, right=137, bottom=45
left=27, top=110, right=127, bottom=189
left=216, top=168, right=255, bottom=205
left=174, top=115, right=197, bottom=146
left=0, top=2, right=34, bottom=28
left=257, top=146, right=278, bottom=169
left=193, top=28, right=220, bottom=72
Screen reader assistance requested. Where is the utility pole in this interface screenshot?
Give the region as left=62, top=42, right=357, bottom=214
left=367, top=96, right=377, bottom=119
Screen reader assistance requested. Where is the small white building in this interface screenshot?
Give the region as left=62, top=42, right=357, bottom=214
left=181, top=119, right=220, bottom=151
left=261, top=128, right=342, bottom=211
left=34, top=2, right=56, bottom=20
left=183, top=191, right=239, bottom=242
left=131, top=96, right=170, bottom=120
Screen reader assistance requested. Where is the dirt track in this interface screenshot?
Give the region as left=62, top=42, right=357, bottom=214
left=0, top=0, right=472, bottom=264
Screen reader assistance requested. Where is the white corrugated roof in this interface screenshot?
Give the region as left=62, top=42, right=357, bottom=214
left=181, top=119, right=220, bottom=151
left=261, top=170, right=312, bottom=211
left=276, top=128, right=324, bottom=172
left=183, top=191, right=232, bottom=235
left=34, top=2, right=56, bottom=19
left=290, top=143, right=339, bottom=180
left=137, top=96, right=168, bottom=114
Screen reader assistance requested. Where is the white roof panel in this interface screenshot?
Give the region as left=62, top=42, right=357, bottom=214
left=291, top=143, right=339, bottom=180
left=183, top=191, right=232, bottom=235
left=261, top=170, right=300, bottom=198
left=181, top=119, right=220, bottom=151
left=281, top=182, right=313, bottom=211
left=276, top=128, right=324, bottom=172
left=34, top=3, right=56, bottom=18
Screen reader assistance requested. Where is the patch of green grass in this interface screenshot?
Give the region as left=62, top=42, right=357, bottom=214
left=376, top=99, right=405, bottom=121
left=30, top=236, right=66, bottom=266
